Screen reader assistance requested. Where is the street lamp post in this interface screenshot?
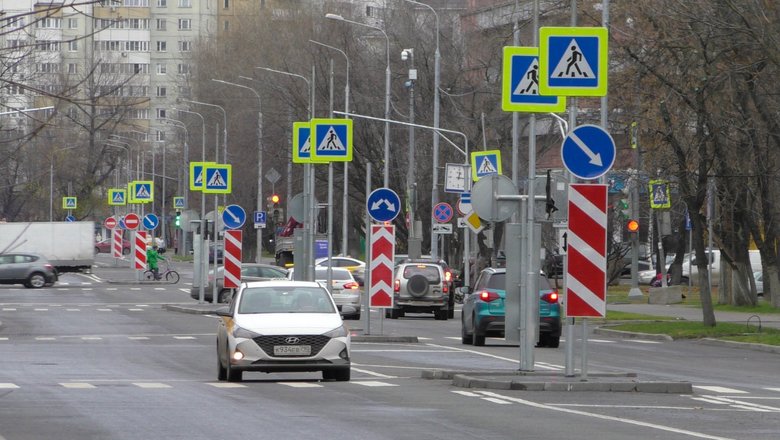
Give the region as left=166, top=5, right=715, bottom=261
left=404, top=0, right=442, bottom=259
left=160, top=118, right=189, bottom=256
left=182, top=99, right=228, bottom=211
left=174, top=107, right=208, bottom=304
left=325, top=13, right=391, bottom=188
left=49, top=146, right=79, bottom=222
left=309, top=39, right=351, bottom=256
left=211, top=78, right=264, bottom=263
left=402, top=48, right=421, bottom=258
left=253, top=67, right=315, bottom=281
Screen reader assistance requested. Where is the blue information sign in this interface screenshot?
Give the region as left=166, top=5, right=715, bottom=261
left=143, top=213, right=160, bottom=230
left=65, top=215, right=76, bottom=222
left=561, top=124, right=616, bottom=180
left=254, top=211, right=267, bottom=227
left=366, top=188, right=401, bottom=222
left=222, top=204, right=246, bottom=230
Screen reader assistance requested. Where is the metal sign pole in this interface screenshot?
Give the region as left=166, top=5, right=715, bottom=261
left=364, top=164, right=372, bottom=335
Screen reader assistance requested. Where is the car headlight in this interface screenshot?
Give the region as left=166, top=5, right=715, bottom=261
left=324, top=325, right=348, bottom=338
left=233, top=325, right=261, bottom=339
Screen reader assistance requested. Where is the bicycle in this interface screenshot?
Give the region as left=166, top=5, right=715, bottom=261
left=144, top=258, right=180, bottom=283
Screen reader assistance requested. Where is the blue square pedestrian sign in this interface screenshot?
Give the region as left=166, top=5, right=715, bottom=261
left=62, top=196, right=77, bottom=209
left=292, top=122, right=315, bottom=164
left=132, top=181, right=154, bottom=203
left=108, top=189, right=126, bottom=206
left=310, top=118, right=353, bottom=162
left=189, top=161, right=215, bottom=190
left=539, top=27, right=609, bottom=97
left=649, top=180, right=671, bottom=209
left=203, top=164, right=232, bottom=194
left=470, top=150, right=502, bottom=181
left=502, top=46, right=566, bottom=113
left=173, top=196, right=185, bottom=209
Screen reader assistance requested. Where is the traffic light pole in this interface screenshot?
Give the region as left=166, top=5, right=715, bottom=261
left=628, top=173, right=642, bottom=298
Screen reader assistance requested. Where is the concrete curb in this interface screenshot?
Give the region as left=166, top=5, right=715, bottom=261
left=593, top=326, right=674, bottom=341
left=423, top=370, right=692, bottom=393
left=698, top=337, right=780, bottom=354
left=162, top=304, right=220, bottom=315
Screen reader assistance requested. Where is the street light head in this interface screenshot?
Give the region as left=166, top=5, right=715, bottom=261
left=401, top=50, right=408, bottom=61
left=325, top=13, right=344, bottom=21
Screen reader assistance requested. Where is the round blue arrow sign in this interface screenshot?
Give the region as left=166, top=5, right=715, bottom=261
left=367, top=188, right=401, bottom=222
left=222, top=204, right=246, bottom=230
left=561, top=124, right=616, bottom=180
left=65, top=215, right=76, bottom=222
left=143, top=213, right=160, bottom=230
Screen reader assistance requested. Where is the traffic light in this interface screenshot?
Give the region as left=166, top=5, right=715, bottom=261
left=618, top=198, right=630, bottom=219
left=270, top=194, right=280, bottom=205
left=626, top=219, right=639, bottom=234
left=174, top=211, right=181, bottom=228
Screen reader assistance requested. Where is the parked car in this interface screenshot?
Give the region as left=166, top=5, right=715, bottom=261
left=94, top=238, right=131, bottom=255
left=0, top=253, right=58, bottom=288
left=385, top=261, right=452, bottom=320
left=460, top=267, right=561, bottom=347
left=190, top=263, right=288, bottom=303
left=216, top=280, right=352, bottom=382
left=208, top=243, right=223, bottom=264
left=287, top=267, right=361, bottom=320
left=754, top=271, right=764, bottom=296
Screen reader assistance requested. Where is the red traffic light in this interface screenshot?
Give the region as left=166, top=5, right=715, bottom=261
left=626, top=219, right=640, bottom=233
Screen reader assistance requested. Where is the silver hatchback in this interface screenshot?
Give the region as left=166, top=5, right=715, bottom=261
left=0, top=253, right=58, bottom=288
left=385, top=262, right=451, bottom=320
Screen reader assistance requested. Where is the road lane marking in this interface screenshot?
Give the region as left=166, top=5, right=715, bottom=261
left=128, top=337, right=150, bottom=340
left=81, top=337, right=102, bottom=341
left=35, top=337, right=55, bottom=341
left=475, top=391, right=734, bottom=440
left=2, top=308, right=16, bottom=311
left=424, top=343, right=565, bottom=370
left=60, top=383, right=96, bottom=389
left=0, top=338, right=8, bottom=341
left=351, top=381, right=398, bottom=387
left=766, top=387, right=780, bottom=393
left=481, top=397, right=513, bottom=404
left=351, top=368, right=397, bottom=379
left=133, top=383, right=172, bottom=389
left=173, top=336, right=197, bottom=340
left=699, top=395, right=780, bottom=412
left=0, top=384, right=19, bottom=389
left=694, top=386, right=747, bottom=394
left=278, top=382, right=322, bottom=388
left=207, top=382, right=246, bottom=388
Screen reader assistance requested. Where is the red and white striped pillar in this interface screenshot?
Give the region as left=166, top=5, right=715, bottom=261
left=369, top=225, right=395, bottom=308
left=112, top=229, right=122, bottom=258
left=223, top=230, right=242, bottom=289
left=135, top=231, right=147, bottom=270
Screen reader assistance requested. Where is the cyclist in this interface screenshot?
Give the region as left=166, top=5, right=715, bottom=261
left=147, top=245, right=160, bottom=280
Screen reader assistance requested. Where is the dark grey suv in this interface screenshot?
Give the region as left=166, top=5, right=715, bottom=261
left=385, top=262, right=451, bottom=320
left=0, top=253, right=58, bottom=288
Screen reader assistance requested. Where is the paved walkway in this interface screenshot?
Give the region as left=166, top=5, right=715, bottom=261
left=607, top=302, right=780, bottom=329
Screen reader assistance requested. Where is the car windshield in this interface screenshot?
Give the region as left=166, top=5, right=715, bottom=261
left=238, top=286, right=335, bottom=314
left=403, top=265, right=441, bottom=282
left=484, top=272, right=553, bottom=291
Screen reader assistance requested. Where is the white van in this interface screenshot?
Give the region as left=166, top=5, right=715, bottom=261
left=682, top=249, right=761, bottom=284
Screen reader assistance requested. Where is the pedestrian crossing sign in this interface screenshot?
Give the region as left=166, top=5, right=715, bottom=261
left=470, top=150, right=502, bottom=181
left=173, top=196, right=185, bottom=209
left=539, top=27, right=609, bottom=97
left=189, top=161, right=215, bottom=190
left=502, top=46, right=566, bottom=113
left=292, top=122, right=318, bottom=163
left=62, top=196, right=77, bottom=210
left=649, top=180, right=671, bottom=209
left=132, top=181, right=154, bottom=203
left=310, top=118, right=353, bottom=162
left=108, top=189, right=126, bottom=206
left=203, top=163, right=232, bottom=194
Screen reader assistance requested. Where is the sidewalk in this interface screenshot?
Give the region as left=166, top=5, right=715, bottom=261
left=607, top=301, right=780, bottom=329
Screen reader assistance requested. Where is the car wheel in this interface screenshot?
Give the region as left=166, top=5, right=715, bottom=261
left=122, top=247, right=131, bottom=255
left=351, top=313, right=361, bottom=321
left=472, top=314, right=485, bottom=346
left=541, top=334, right=560, bottom=348
left=226, top=349, right=243, bottom=382
left=386, top=308, right=400, bottom=319
left=217, top=348, right=227, bottom=381
left=27, top=272, right=47, bottom=289
left=94, top=246, right=101, bottom=254
left=461, top=316, right=473, bottom=345
left=218, top=289, right=232, bottom=304
left=323, top=367, right=350, bottom=382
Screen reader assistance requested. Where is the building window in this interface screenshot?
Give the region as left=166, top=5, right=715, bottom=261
left=156, top=130, right=166, bottom=141
left=156, top=86, right=167, bottom=97
left=36, top=40, right=61, bottom=51
left=156, top=41, right=167, bottom=52
left=68, top=18, right=78, bottom=29
left=177, top=64, right=191, bottom=75
left=157, top=0, right=167, bottom=6
left=156, top=63, right=167, bottom=75
left=68, top=63, right=78, bottom=74
left=68, top=40, right=78, bottom=51
left=178, top=0, right=191, bottom=7
left=156, top=108, right=167, bottom=119
left=178, top=19, right=191, bottom=30
left=178, top=40, right=192, bottom=52
left=224, top=20, right=229, bottom=31
left=156, top=19, right=166, bottom=30
left=38, top=63, right=59, bottom=73
left=224, top=0, right=229, bottom=8
left=123, top=0, right=150, bottom=6
left=36, top=18, right=61, bottom=29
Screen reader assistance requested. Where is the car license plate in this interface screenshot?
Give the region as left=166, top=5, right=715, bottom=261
left=273, top=345, right=311, bottom=356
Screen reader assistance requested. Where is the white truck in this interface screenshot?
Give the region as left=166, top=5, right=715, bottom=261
left=0, top=222, right=95, bottom=273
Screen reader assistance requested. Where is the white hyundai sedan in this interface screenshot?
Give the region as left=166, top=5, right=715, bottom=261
left=216, top=280, right=353, bottom=382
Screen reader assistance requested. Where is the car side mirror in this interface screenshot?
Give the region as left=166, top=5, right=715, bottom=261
left=215, top=307, right=231, bottom=317
left=340, top=305, right=358, bottom=316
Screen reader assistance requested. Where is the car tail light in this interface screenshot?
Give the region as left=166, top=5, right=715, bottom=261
left=343, top=282, right=359, bottom=290
left=44, top=264, right=54, bottom=270
left=478, top=290, right=500, bottom=302
left=394, top=279, right=400, bottom=292
left=443, top=284, right=449, bottom=294
left=541, top=291, right=559, bottom=303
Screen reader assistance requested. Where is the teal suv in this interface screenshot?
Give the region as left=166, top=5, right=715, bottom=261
left=460, top=267, right=561, bottom=347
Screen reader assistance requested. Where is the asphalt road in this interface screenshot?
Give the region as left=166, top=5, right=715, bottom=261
left=0, top=256, right=778, bottom=439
